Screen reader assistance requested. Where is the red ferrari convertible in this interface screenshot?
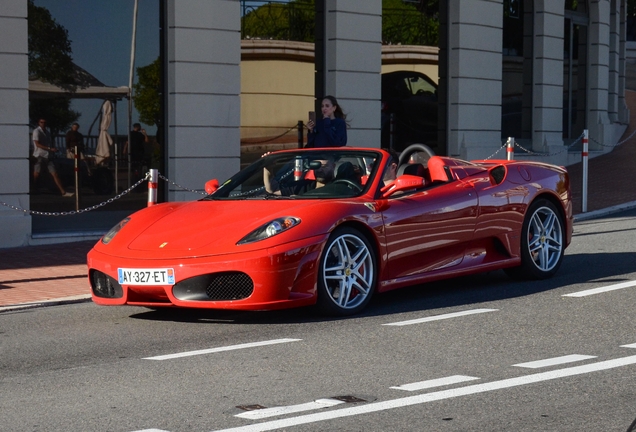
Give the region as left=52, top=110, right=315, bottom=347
left=87, top=145, right=573, bottom=316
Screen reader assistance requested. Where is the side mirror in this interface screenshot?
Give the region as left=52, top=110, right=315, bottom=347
left=381, top=174, right=426, bottom=198
left=205, top=179, right=219, bottom=194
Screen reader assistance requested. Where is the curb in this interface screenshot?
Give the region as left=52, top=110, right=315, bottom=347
left=573, top=200, right=636, bottom=222
left=0, top=294, right=92, bottom=313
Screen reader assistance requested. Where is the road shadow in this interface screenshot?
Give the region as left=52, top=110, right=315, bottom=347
left=128, top=250, right=636, bottom=325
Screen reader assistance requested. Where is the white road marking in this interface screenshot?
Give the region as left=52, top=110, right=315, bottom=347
left=210, top=355, right=636, bottom=432
left=143, top=339, right=302, bottom=361
left=562, top=280, right=636, bottom=297
left=382, top=308, right=498, bottom=326
left=621, top=343, right=636, bottom=349
left=513, top=354, right=596, bottom=369
left=390, top=375, right=479, bottom=391
left=235, top=399, right=344, bottom=420
left=131, top=429, right=170, bottom=432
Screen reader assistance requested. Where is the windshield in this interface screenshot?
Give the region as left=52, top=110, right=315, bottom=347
left=205, top=149, right=382, bottom=200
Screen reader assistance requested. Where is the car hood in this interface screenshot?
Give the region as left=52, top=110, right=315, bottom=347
left=111, top=199, right=335, bottom=258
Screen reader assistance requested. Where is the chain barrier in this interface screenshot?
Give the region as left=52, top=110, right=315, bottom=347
left=511, top=131, right=584, bottom=157
left=484, top=145, right=506, bottom=160
left=0, top=173, right=150, bottom=216
left=589, top=125, right=636, bottom=148
left=158, top=174, right=207, bottom=195
left=242, top=124, right=299, bottom=145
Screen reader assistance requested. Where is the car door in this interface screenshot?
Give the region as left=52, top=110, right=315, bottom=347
left=381, top=179, right=478, bottom=281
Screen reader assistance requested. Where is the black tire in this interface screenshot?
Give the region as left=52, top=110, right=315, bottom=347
left=91, top=167, right=114, bottom=195
left=316, top=227, right=377, bottom=316
left=505, top=199, right=565, bottom=280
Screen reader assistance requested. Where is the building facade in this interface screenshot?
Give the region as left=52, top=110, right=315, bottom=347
left=0, top=0, right=629, bottom=247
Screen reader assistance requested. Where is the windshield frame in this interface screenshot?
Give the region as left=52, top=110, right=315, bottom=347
left=204, top=149, right=385, bottom=200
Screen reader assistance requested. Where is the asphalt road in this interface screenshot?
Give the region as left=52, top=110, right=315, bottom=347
left=1, top=210, right=636, bottom=432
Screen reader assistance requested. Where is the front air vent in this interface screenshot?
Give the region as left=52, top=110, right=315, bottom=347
left=172, top=272, right=254, bottom=301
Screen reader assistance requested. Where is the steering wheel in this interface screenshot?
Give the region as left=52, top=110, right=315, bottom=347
left=398, top=143, right=435, bottom=167
left=332, top=179, right=363, bottom=192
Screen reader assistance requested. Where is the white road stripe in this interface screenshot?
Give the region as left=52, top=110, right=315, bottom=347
left=235, top=399, right=344, bottom=420
left=382, top=308, right=498, bottom=326
left=562, top=280, right=636, bottom=297
left=143, top=338, right=301, bottom=361
left=390, top=375, right=479, bottom=391
left=513, top=354, right=596, bottom=369
left=210, top=355, right=636, bottom=432
left=621, top=343, right=636, bottom=349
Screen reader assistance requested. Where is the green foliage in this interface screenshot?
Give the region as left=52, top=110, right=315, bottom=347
left=28, top=0, right=77, bottom=91
left=382, top=0, right=439, bottom=46
left=28, top=0, right=79, bottom=132
left=133, top=58, right=161, bottom=127
left=241, top=0, right=439, bottom=46
left=242, top=0, right=315, bottom=42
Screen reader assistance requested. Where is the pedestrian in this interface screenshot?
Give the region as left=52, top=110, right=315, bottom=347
left=65, top=122, right=84, bottom=159
left=32, top=118, right=74, bottom=197
left=126, top=123, right=149, bottom=168
left=305, top=95, right=348, bottom=148
left=65, top=122, right=91, bottom=175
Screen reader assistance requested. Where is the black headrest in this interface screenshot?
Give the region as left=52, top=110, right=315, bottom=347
left=336, top=161, right=356, bottom=180
left=397, top=163, right=425, bottom=177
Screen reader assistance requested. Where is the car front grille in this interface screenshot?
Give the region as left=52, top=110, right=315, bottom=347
left=90, top=270, right=123, bottom=298
left=172, top=272, right=254, bottom=301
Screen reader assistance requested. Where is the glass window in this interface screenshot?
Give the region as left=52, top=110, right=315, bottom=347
left=29, top=1, right=161, bottom=234
left=502, top=0, right=533, bottom=141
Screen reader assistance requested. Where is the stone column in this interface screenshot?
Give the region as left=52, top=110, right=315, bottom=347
left=532, top=0, right=565, bottom=158
left=0, top=0, right=30, bottom=247
left=445, top=0, right=503, bottom=160
left=165, top=0, right=241, bottom=201
left=588, top=0, right=611, bottom=149
left=317, top=0, right=382, bottom=147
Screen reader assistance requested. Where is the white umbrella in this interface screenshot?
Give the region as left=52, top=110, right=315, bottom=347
left=95, top=100, right=113, bottom=165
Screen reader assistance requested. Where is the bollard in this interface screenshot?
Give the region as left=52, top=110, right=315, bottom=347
left=506, top=137, right=515, bottom=160
left=148, top=168, right=158, bottom=207
left=297, top=120, right=304, bottom=148
left=582, top=129, right=589, bottom=213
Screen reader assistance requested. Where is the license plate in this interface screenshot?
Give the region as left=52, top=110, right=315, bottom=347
left=118, top=268, right=175, bottom=285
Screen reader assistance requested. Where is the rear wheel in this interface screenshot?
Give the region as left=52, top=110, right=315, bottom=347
left=505, top=199, right=564, bottom=280
left=316, top=227, right=377, bottom=316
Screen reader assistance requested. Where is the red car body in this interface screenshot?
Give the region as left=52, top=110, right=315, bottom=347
left=87, top=146, right=572, bottom=315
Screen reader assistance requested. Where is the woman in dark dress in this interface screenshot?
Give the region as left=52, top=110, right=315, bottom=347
left=306, top=95, right=347, bottom=148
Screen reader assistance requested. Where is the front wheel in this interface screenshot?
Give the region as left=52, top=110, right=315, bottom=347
left=316, top=227, right=377, bottom=316
left=505, top=199, right=565, bottom=280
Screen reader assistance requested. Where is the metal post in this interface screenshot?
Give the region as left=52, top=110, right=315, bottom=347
left=582, top=129, right=589, bottom=213
left=506, top=137, right=515, bottom=160
left=389, top=113, right=395, bottom=152
left=298, top=121, right=304, bottom=148
left=113, top=100, right=119, bottom=194
left=74, top=145, right=79, bottom=210
left=148, top=169, right=158, bottom=207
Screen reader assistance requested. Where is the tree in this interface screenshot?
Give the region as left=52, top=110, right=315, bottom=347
left=241, top=0, right=439, bottom=46
left=28, top=0, right=79, bottom=133
left=133, top=58, right=161, bottom=127
left=28, top=0, right=76, bottom=90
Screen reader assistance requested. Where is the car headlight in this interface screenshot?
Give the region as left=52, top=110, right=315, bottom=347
left=237, top=217, right=301, bottom=245
left=101, top=217, right=131, bottom=244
